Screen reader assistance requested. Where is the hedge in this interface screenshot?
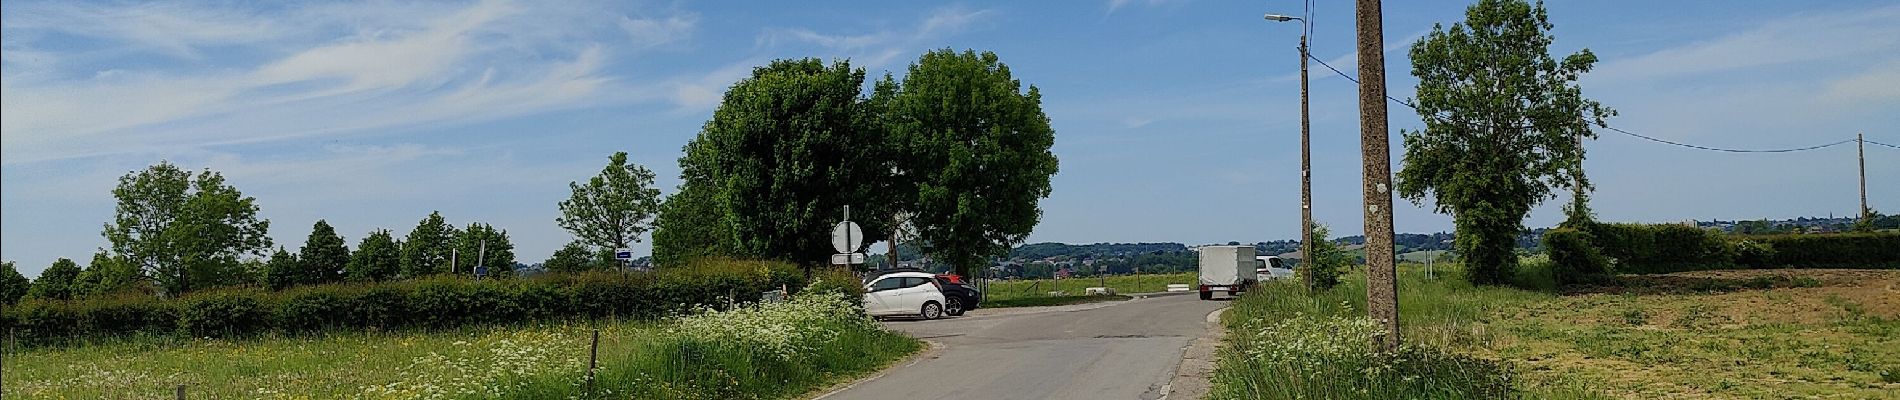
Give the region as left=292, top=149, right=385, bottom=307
left=1541, top=228, right=1613, bottom=284
left=0, top=259, right=853, bottom=345
left=1561, top=223, right=1900, bottom=274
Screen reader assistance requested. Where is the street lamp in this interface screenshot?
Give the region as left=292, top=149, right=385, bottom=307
left=1264, top=11, right=1314, bottom=291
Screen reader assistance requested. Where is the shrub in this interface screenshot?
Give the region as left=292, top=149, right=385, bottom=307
left=1543, top=228, right=1613, bottom=284
left=1, top=259, right=810, bottom=345
left=1583, top=223, right=1735, bottom=273
left=1739, top=232, right=1900, bottom=268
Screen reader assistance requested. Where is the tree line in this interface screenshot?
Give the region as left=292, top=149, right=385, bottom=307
left=3, top=48, right=1058, bottom=304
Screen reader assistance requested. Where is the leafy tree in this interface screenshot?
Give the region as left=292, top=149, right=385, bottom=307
left=881, top=49, right=1059, bottom=276
left=559, top=152, right=662, bottom=251
left=262, top=247, right=300, bottom=290
left=27, top=258, right=83, bottom=300
left=347, top=229, right=402, bottom=282
left=74, top=251, right=143, bottom=297
left=685, top=58, right=897, bottom=267
left=0, top=261, right=28, bottom=305
left=543, top=241, right=600, bottom=273
left=401, top=211, right=458, bottom=277
left=103, top=161, right=272, bottom=296
left=1304, top=224, right=1349, bottom=290
left=652, top=140, right=739, bottom=267
left=1396, top=0, right=1613, bottom=285
left=453, top=223, right=515, bottom=277
left=297, top=220, right=350, bottom=285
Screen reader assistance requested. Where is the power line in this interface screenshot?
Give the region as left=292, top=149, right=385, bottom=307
left=1305, top=53, right=1882, bottom=154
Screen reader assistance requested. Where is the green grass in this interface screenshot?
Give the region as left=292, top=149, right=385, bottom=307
left=1211, top=263, right=1900, bottom=399
left=980, top=272, right=1196, bottom=301
left=984, top=294, right=1131, bottom=308
left=1, top=293, right=921, bottom=400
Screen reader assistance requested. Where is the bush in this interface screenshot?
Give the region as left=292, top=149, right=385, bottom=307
left=2, top=259, right=810, bottom=345
left=1583, top=223, right=1735, bottom=273
left=1559, top=224, right=1899, bottom=274
left=1739, top=232, right=1900, bottom=268
left=1543, top=228, right=1613, bottom=284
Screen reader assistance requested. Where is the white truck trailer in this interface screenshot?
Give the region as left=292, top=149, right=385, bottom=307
left=1198, top=245, right=1259, bottom=300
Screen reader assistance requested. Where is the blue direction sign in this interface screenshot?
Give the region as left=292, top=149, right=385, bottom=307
left=615, top=248, right=634, bottom=261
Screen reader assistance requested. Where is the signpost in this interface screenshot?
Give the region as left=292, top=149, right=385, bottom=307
left=831, top=205, right=866, bottom=267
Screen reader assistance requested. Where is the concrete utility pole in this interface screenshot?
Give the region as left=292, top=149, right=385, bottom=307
left=1263, top=11, right=1313, bottom=291
left=1354, top=0, right=1401, bottom=352
left=1860, top=132, right=1869, bottom=223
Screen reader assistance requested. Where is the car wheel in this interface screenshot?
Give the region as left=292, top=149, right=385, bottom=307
left=945, top=298, right=965, bottom=316
left=921, top=301, right=944, bottom=320
left=1199, top=291, right=1212, bottom=301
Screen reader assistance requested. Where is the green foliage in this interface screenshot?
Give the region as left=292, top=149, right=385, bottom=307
left=262, top=248, right=300, bottom=290
left=543, top=241, right=600, bottom=273
left=453, top=222, right=515, bottom=277
left=1543, top=227, right=1613, bottom=284
left=400, top=211, right=458, bottom=277
left=3, top=259, right=811, bottom=344
left=74, top=251, right=144, bottom=298
left=1397, top=0, right=1613, bottom=286
left=651, top=139, right=739, bottom=268
left=882, top=49, right=1059, bottom=276
left=297, top=220, right=350, bottom=286
left=346, top=229, right=401, bottom=282
left=684, top=58, right=897, bottom=267
left=558, top=151, right=663, bottom=250
left=1304, top=224, right=1349, bottom=290
left=28, top=258, right=83, bottom=300
left=103, top=161, right=273, bottom=296
left=1584, top=223, right=1734, bottom=273
left=1, top=261, right=31, bottom=305
left=1737, top=232, right=1900, bottom=268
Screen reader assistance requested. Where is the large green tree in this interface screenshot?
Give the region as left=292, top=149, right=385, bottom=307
left=347, top=229, right=402, bottom=282
left=104, top=161, right=272, bottom=296
left=28, top=258, right=83, bottom=300
left=297, top=220, right=350, bottom=286
left=262, top=247, right=300, bottom=290
left=651, top=140, right=739, bottom=267
left=401, top=211, right=458, bottom=277
left=1397, top=0, right=1613, bottom=285
left=681, top=58, right=898, bottom=267
left=0, top=261, right=28, bottom=305
left=558, top=152, right=662, bottom=251
left=880, top=49, right=1059, bottom=276
left=453, top=223, right=515, bottom=277
left=543, top=241, right=602, bottom=273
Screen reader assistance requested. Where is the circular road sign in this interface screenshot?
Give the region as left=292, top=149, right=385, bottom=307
left=831, top=221, right=864, bottom=253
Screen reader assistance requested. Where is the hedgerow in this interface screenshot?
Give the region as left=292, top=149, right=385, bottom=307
left=1, top=259, right=833, bottom=345
left=1554, top=223, right=1900, bottom=275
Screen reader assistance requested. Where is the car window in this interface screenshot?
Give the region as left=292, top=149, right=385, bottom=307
left=870, top=278, right=905, bottom=292
left=1269, top=258, right=1284, bottom=268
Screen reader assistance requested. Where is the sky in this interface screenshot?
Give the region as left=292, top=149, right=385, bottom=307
left=4, top=0, right=1898, bottom=278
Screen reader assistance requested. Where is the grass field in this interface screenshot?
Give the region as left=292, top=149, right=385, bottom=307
left=1, top=293, right=921, bottom=399
left=978, top=272, right=1197, bottom=306
left=1211, top=263, right=1900, bottom=399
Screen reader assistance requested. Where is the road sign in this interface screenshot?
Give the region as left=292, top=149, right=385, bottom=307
left=831, top=221, right=863, bottom=253
left=614, top=248, right=633, bottom=261
left=830, top=253, right=866, bottom=265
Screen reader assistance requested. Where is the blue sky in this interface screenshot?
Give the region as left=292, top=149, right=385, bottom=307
left=4, top=0, right=1898, bottom=278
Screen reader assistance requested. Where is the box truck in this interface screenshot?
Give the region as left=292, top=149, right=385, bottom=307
left=1198, top=245, right=1259, bottom=300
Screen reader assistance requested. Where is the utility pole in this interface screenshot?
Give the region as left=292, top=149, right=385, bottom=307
left=1298, top=16, right=1315, bottom=292
left=1354, top=0, right=1401, bottom=352
left=1860, top=132, right=1869, bottom=224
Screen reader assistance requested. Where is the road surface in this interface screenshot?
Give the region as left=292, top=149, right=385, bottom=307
left=821, top=293, right=1228, bottom=400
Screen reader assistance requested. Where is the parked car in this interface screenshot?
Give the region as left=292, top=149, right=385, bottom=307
left=1256, top=255, right=1295, bottom=281
left=862, top=272, right=948, bottom=319
left=867, top=268, right=980, bottom=316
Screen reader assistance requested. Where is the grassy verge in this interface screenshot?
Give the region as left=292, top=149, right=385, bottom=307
left=981, top=272, right=1196, bottom=302
left=1209, top=263, right=1900, bottom=399
left=984, top=294, right=1131, bottom=309
left=1, top=292, right=921, bottom=399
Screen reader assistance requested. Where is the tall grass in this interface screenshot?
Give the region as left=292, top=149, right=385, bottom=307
left=1209, top=263, right=1607, bottom=399
left=980, top=272, right=1196, bottom=303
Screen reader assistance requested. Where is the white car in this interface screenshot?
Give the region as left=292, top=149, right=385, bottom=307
left=862, top=272, right=949, bottom=319
left=1256, top=255, right=1295, bottom=281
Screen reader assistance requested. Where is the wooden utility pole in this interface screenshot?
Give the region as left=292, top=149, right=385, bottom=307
left=1299, top=19, right=1316, bottom=291
left=1354, top=0, right=1401, bottom=352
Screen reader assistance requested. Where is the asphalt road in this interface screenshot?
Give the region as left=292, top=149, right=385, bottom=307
left=820, top=293, right=1229, bottom=400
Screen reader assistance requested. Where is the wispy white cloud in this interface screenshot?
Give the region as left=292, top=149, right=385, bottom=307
left=755, top=6, right=994, bottom=68
left=0, top=2, right=282, bottom=59
left=0, top=0, right=691, bottom=166
left=1591, top=5, right=1900, bottom=83
left=1105, top=0, right=1179, bottom=14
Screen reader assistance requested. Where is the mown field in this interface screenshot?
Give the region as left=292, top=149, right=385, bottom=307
left=1, top=293, right=921, bottom=399
left=978, top=272, right=1198, bottom=307
left=1211, top=263, right=1900, bottom=399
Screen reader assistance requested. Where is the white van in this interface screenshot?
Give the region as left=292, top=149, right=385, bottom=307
left=1198, top=246, right=1259, bottom=300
